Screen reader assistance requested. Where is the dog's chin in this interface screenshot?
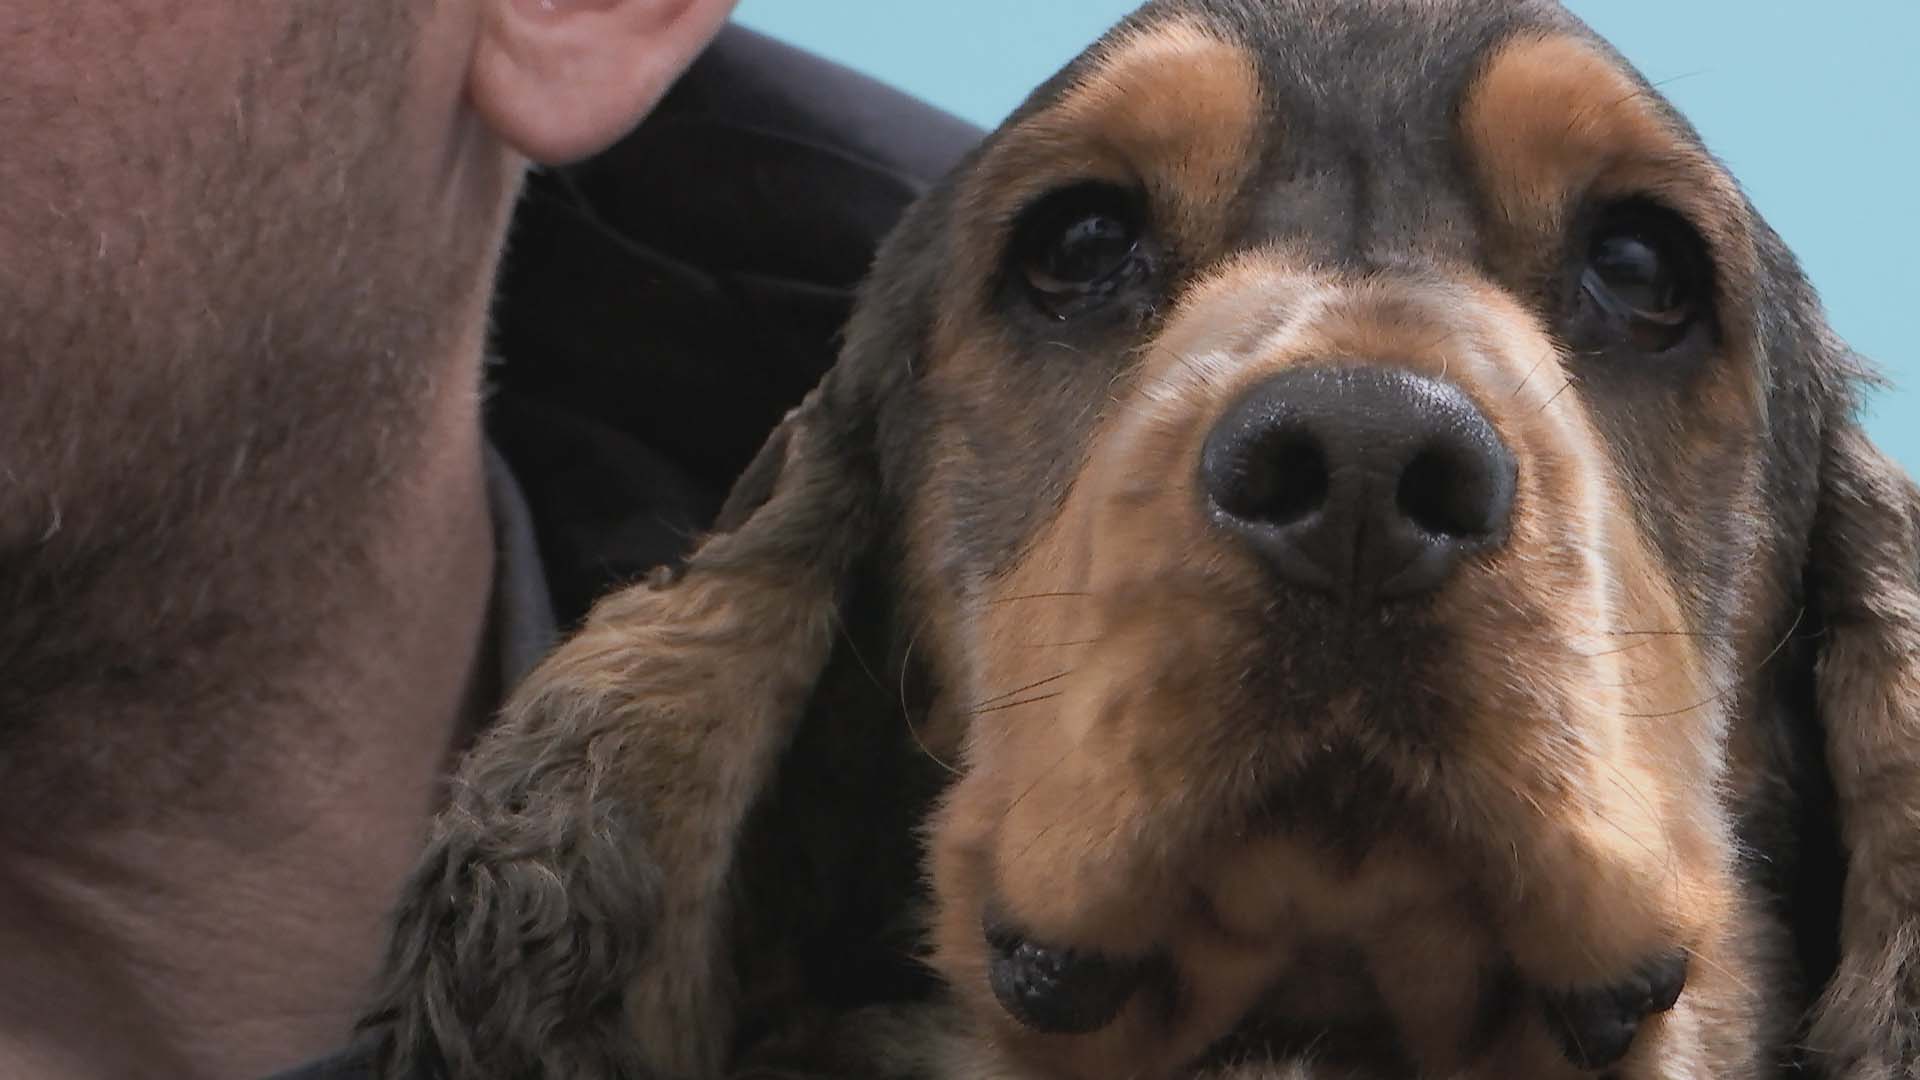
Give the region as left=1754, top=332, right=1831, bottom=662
left=980, top=918, right=1468, bottom=1079
left=941, top=556, right=1696, bottom=1078
left=968, top=767, right=1465, bottom=1078
left=1190, top=970, right=1443, bottom=1078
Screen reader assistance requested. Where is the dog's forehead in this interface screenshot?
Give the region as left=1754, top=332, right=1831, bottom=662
left=973, top=0, right=1721, bottom=272
left=1152, top=0, right=1562, bottom=91
left=1106, top=0, right=1586, bottom=95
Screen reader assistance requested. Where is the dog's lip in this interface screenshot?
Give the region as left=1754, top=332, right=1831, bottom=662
left=1190, top=1011, right=1412, bottom=1077
left=980, top=910, right=1459, bottom=1076
left=982, top=911, right=1167, bottom=1037
left=1184, top=962, right=1427, bottom=1078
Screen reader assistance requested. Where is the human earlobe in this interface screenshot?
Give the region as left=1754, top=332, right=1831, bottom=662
left=468, top=0, right=736, bottom=165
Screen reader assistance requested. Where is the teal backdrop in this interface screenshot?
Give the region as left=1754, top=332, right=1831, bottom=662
left=731, top=2, right=1918, bottom=470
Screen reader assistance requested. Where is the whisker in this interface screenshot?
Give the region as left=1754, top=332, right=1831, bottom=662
left=1650, top=69, right=1713, bottom=92
left=1511, top=785, right=1551, bottom=824
left=1564, top=81, right=1676, bottom=140
left=1623, top=607, right=1806, bottom=719
left=970, top=691, right=1066, bottom=717
left=839, top=605, right=960, bottom=776
left=1001, top=744, right=1082, bottom=823
left=1106, top=392, right=1164, bottom=425
left=971, top=670, right=1075, bottom=710
left=1679, top=941, right=1759, bottom=1000
left=833, top=610, right=888, bottom=697
left=1175, top=349, right=1219, bottom=386
left=896, top=627, right=960, bottom=777
left=1536, top=376, right=1575, bottom=415
left=1591, top=758, right=1678, bottom=882
left=988, top=591, right=1093, bottom=605
left=1510, top=347, right=1554, bottom=401
left=1571, top=639, right=1658, bottom=660
left=1605, top=629, right=1744, bottom=640
left=1591, top=669, right=1667, bottom=690
left=1625, top=696, right=1718, bottom=721
left=1010, top=821, right=1061, bottom=868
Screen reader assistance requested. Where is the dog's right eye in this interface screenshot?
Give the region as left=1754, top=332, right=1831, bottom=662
left=1010, top=183, right=1150, bottom=319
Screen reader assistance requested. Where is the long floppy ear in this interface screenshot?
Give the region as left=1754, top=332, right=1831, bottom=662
left=362, top=366, right=884, bottom=1080
left=1798, top=417, right=1920, bottom=1075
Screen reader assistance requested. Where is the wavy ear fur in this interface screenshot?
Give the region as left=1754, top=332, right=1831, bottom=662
left=1801, top=417, right=1920, bottom=1077
left=363, top=365, right=887, bottom=1079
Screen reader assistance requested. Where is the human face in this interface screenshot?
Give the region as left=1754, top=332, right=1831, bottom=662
left=0, top=1, right=510, bottom=821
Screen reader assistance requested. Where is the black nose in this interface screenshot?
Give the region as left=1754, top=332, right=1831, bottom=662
left=1201, top=365, right=1515, bottom=602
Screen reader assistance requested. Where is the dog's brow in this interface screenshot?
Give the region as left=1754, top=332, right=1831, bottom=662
left=962, top=18, right=1264, bottom=249
left=1458, top=32, right=1749, bottom=258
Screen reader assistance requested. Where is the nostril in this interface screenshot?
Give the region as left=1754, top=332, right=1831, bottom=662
left=1203, top=365, right=1516, bottom=601
left=1396, top=441, right=1510, bottom=540
left=1218, top=431, right=1329, bottom=526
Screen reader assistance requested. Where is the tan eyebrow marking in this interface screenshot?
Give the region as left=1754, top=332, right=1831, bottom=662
left=1047, top=19, right=1263, bottom=230
left=962, top=17, right=1266, bottom=258
left=1457, top=30, right=1765, bottom=421
left=1459, top=31, right=1750, bottom=262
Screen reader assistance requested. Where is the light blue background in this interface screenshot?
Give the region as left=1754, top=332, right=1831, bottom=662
left=733, top=2, right=1918, bottom=471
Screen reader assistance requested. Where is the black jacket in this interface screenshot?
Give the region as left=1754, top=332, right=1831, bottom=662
left=490, top=24, right=980, bottom=631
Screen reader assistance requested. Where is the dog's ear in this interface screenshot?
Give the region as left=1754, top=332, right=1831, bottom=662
left=1797, top=411, right=1920, bottom=1074
left=361, top=362, right=888, bottom=1079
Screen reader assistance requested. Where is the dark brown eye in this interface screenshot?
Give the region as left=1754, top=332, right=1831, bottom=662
left=1579, top=203, right=1711, bottom=353
left=1010, top=183, right=1148, bottom=319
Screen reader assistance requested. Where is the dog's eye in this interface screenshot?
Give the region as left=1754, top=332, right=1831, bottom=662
left=1010, top=183, right=1148, bottom=318
left=1579, top=203, right=1711, bottom=353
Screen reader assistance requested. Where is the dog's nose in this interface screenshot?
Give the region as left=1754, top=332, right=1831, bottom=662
left=1200, top=365, right=1515, bottom=601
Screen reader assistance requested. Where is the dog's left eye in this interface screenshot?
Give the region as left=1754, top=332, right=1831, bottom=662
left=1577, top=202, right=1712, bottom=353
left=1010, top=183, right=1149, bottom=318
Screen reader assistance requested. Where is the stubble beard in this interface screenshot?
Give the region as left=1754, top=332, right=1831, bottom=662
left=0, top=5, right=502, bottom=831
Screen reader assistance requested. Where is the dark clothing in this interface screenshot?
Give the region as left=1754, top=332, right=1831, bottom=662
left=487, top=23, right=980, bottom=630
left=267, top=24, right=980, bottom=1080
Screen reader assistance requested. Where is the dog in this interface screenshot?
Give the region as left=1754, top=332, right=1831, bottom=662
left=364, top=1, right=1920, bottom=1077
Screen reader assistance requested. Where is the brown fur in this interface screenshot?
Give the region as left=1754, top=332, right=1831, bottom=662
left=1802, top=426, right=1920, bottom=1078
left=364, top=387, right=886, bottom=1078
left=366, top=3, right=1918, bottom=1078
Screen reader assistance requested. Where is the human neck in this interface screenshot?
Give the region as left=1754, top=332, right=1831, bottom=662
left=0, top=370, right=498, bottom=1080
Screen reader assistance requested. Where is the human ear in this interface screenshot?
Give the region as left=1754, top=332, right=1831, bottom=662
left=469, top=0, right=736, bottom=165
